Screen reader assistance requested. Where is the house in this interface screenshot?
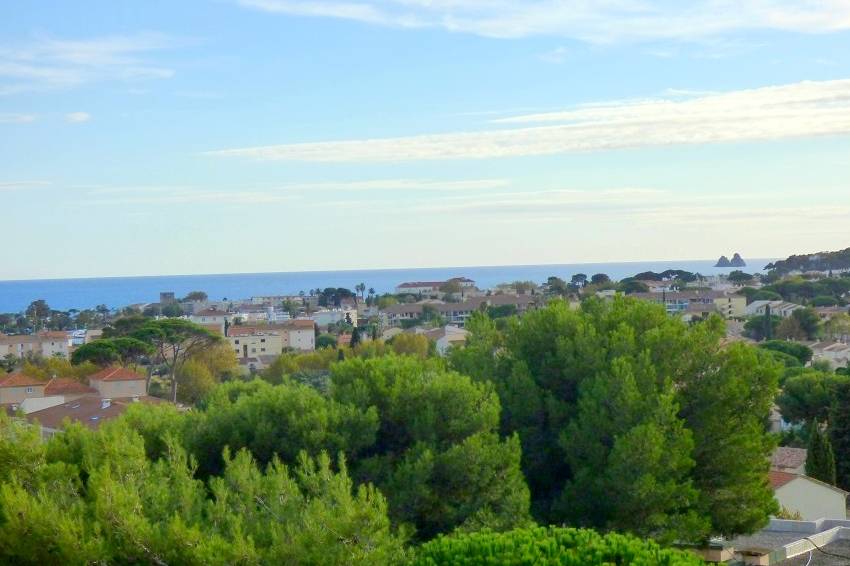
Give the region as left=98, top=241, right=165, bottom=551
left=382, top=295, right=539, bottom=328
left=23, top=396, right=161, bottom=438
left=88, top=366, right=147, bottom=399
left=0, top=372, right=46, bottom=405
left=279, top=319, right=316, bottom=351
left=814, top=306, right=850, bottom=320
left=769, top=470, right=847, bottom=520
left=746, top=300, right=803, bottom=318
left=226, top=326, right=285, bottom=359
left=809, top=341, right=850, bottom=370
left=189, top=308, right=230, bottom=331
left=37, top=331, right=71, bottom=358
left=310, top=308, right=358, bottom=329
left=726, top=517, right=850, bottom=565
left=771, top=447, right=808, bottom=474
left=423, top=326, right=469, bottom=356
left=394, top=278, right=476, bottom=296
left=631, top=290, right=745, bottom=319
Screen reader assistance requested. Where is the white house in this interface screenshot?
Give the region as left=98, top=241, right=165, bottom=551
left=746, top=300, right=803, bottom=318
left=770, top=470, right=847, bottom=520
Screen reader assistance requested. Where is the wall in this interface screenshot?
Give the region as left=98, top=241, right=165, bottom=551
left=91, top=379, right=146, bottom=399
left=776, top=478, right=847, bottom=520
left=0, top=384, right=45, bottom=404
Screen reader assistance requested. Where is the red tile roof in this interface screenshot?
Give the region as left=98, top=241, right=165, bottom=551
left=44, top=377, right=98, bottom=396
left=768, top=470, right=798, bottom=489
left=25, top=396, right=161, bottom=431
left=88, top=366, right=145, bottom=382
left=0, top=372, right=46, bottom=388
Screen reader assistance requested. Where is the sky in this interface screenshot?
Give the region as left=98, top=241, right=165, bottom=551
left=2, top=0, right=850, bottom=280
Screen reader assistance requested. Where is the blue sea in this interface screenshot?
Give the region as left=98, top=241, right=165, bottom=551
left=0, top=259, right=776, bottom=313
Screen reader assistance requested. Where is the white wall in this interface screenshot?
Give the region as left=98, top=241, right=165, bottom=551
left=776, top=478, right=847, bottom=520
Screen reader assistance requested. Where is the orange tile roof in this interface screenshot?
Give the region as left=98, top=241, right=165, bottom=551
left=0, top=372, right=46, bottom=388
left=44, top=377, right=98, bottom=396
left=768, top=470, right=797, bottom=489
left=88, top=366, right=145, bottom=382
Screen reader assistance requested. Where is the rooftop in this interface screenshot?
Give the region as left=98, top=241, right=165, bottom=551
left=88, top=366, right=145, bottom=382
left=772, top=447, right=808, bottom=472
left=0, top=372, right=45, bottom=388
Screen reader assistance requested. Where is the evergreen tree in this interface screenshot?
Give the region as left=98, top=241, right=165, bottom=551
left=807, top=423, right=837, bottom=485
left=830, top=380, right=850, bottom=490
left=350, top=327, right=361, bottom=348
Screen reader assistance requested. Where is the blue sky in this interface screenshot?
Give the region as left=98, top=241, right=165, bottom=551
left=2, top=0, right=850, bottom=280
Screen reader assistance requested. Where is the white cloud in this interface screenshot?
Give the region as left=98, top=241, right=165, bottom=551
left=0, top=181, right=51, bottom=190
left=208, top=79, right=850, bottom=162
left=0, top=112, right=36, bottom=123
left=0, top=32, right=179, bottom=95
left=238, top=0, right=850, bottom=43
left=65, top=111, right=91, bottom=123
left=282, top=178, right=509, bottom=191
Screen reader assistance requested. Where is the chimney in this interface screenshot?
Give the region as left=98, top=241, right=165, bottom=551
left=101, top=398, right=111, bottom=409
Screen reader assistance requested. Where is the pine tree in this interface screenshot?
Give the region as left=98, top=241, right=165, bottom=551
left=350, top=327, right=361, bottom=348
left=830, top=380, right=850, bottom=490
left=807, top=423, right=837, bottom=485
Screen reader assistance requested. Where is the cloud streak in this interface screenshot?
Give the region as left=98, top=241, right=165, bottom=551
left=238, top=0, right=850, bottom=43
left=208, top=79, right=850, bottom=162
left=0, top=32, right=179, bottom=95
left=65, top=111, right=91, bottom=123
left=0, top=112, right=36, bottom=123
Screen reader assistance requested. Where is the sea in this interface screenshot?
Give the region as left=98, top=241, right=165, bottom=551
left=0, top=259, right=776, bottom=313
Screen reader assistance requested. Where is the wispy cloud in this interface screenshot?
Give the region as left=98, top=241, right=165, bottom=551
left=208, top=79, right=850, bottom=162
left=0, top=32, right=180, bottom=95
left=238, top=1, right=850, bottom=43
left=0, top=112, right=36, bottom=123
left=65, top=111, right=91, bottom=123
left=85, top=178, right=506, bottom=205
left=0, top=181, right=51, bottom=190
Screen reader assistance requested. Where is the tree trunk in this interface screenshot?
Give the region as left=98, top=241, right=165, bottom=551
left=170, top=368, right=178, bottom=403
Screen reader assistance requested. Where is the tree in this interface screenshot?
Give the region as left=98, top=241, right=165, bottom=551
left=807, top=423, right=837, bottom=485
left=355, top=283, right=366, bottom=301
left=439, top=280, right=462, bottom=295
left=744, top=315, right=781, bottom=341
left=71, top=340, right=119, bottom=366
left=350, top=327, right=362, bottom=348
left=132, top=319, right=219, bottom=403
left=791, top=307, right=821, bottom=340
left=590, top=273, right=611, bottom=285
left=25, top=299, right=50, bottom=330
left=0, top=354, right=16, bottom=373
left=161, top=303, right=184, bottom=318
left=759, top=340, right=813, bottom=365
left=727, top=270, right=754, bottom=285
left=411, top=526, right=704, bottom=566
left=824, top=313, right=850, bottom=342
left=545, top=276, right=569, bottom=296
left=776, top=371, right=846, bottom=425
left=570, top=274, right=588, bottom=288
left=776, top=316, right=807, bottom=340
left=181, top=291, right=208, bottom=302
left=618, top=280, right=649, bottom=294
left=831, top=380, right=850, bottom=490
left=317, top=333, right=337, bottom=349
left=453, top=298, right=780, bottom=540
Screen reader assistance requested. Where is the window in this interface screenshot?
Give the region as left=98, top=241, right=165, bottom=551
left=26, top=387, right=33, bottom=393
left=234, top=339, right=240, bottom=344
left=260, top=338, right=266, bottom=343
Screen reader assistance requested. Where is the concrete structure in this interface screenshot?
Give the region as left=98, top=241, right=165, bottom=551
left=423, top=326, right=469, bottom=356
left=37, top=331, right=71, bottom=358
left=728, top=518, right=850, bottom=565
left=394, top=278, right=475, bottom=296
left=632, top=290, right=745, bottom=319
left=189, top=308, right=230, bottom=331
left=382, top=295, right=539, bottom=328
left=0, top=373, right=46, bottom=405
left=88, top=366, right=147, bottom=399
left=0, top=331, right=72, bottom=359
left=810, top=341, right=850, bottom=371
left=279, top=319, right=316, bottom=351
left=226, top=326, right=285, bottom=359
left=770, top=470, right=847, bottom=521
left=747, top=300, right=804, bottom=318
left=311, top=308, right=358, bottom=329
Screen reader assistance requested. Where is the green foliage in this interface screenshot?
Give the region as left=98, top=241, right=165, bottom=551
left=767, top=248, right=850, bottom=275
left=0, top=414, right=405, bottom=565
left=806, top=424, right=837, bottom=485
left=829, top=379, right=850, bottom=490
left=777, top=370, right=849, bottom=424
left=453, top=298, right=780, bottom=540
left=743, top=314, right=781, bottom=341
left=410, top=526, right=705, bottom=566
left=759, top=340, right=813, bottom=365
left=317, top=333, right=337, bottom=349
left=330, top=356, right=531, bottom=539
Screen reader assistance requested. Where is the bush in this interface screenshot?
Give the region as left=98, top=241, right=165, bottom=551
left=759, top=340, right=813, bottom=365
left=410, top=526, right=704, bottom=565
